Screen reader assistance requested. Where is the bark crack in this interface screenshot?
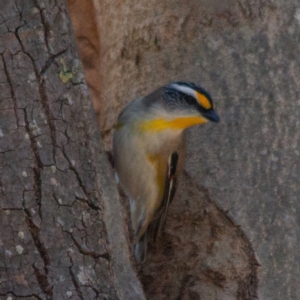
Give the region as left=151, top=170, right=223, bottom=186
left=33, top=0, right=51, bottom=53
left=75, top=195, right=101, bottom=211
left=15, top=0, right=25, bottom=22
left=40, top=48, right=68, bottom=75
left=15, top=25, right=58, bottom=165
left=23, top=210, right=51, bottom=268
left=33, top=265, right=53, bottom=300
left=0, top=291, right=43, bottom=299
left=23, top=207, right=53, bottom=299
left=62, top=146, right=101, bottom=211
left=67, top=252, right=85, bottom=300
left=65, top=229, right=110, bottom=261
left=23, top=108, right=43, bottom=218
left=1, top=51, right=19, bottom=126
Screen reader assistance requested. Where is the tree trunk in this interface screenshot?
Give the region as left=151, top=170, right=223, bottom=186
left=0, top=1, right=144, bottom=299
left=3, top=0, right=300, bottom=299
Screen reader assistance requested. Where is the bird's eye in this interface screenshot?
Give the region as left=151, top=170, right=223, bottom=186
left=185, top=95, right=196, bottom=106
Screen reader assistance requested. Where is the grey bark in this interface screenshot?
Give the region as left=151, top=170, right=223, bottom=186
left=95, top=0, right=300, bottom=299
left=0, top=1, right=144, bottom=299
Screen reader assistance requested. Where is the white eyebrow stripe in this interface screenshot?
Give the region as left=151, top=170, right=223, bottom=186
left=170, top=83, right=197, bottom=98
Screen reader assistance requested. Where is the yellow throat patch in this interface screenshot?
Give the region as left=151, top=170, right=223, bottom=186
left=139, top=116, right=208, bottom=132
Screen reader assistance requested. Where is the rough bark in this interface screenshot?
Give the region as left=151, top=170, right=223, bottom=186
left=0, top=1, right=144, bottom=299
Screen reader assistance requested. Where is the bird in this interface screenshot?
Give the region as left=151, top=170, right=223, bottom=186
left=113, top=81, right=219, bottom=263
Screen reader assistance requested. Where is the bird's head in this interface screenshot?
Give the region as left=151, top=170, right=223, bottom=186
left=139, top=81, right=219, bottom=132
left=163, top=81, right=219, bottom=123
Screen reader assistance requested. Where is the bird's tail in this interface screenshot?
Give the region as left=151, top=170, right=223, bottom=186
left=134, top=232, right=147, bottom=263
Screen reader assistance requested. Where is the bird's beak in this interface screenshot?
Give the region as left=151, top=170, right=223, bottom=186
left=202, top=110, right=220, bottom=123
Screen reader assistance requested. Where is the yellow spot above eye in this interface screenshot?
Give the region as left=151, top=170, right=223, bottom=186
left=196, top=92, right=211, bottom=109
left=140, top=116, right=208, bottom=132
